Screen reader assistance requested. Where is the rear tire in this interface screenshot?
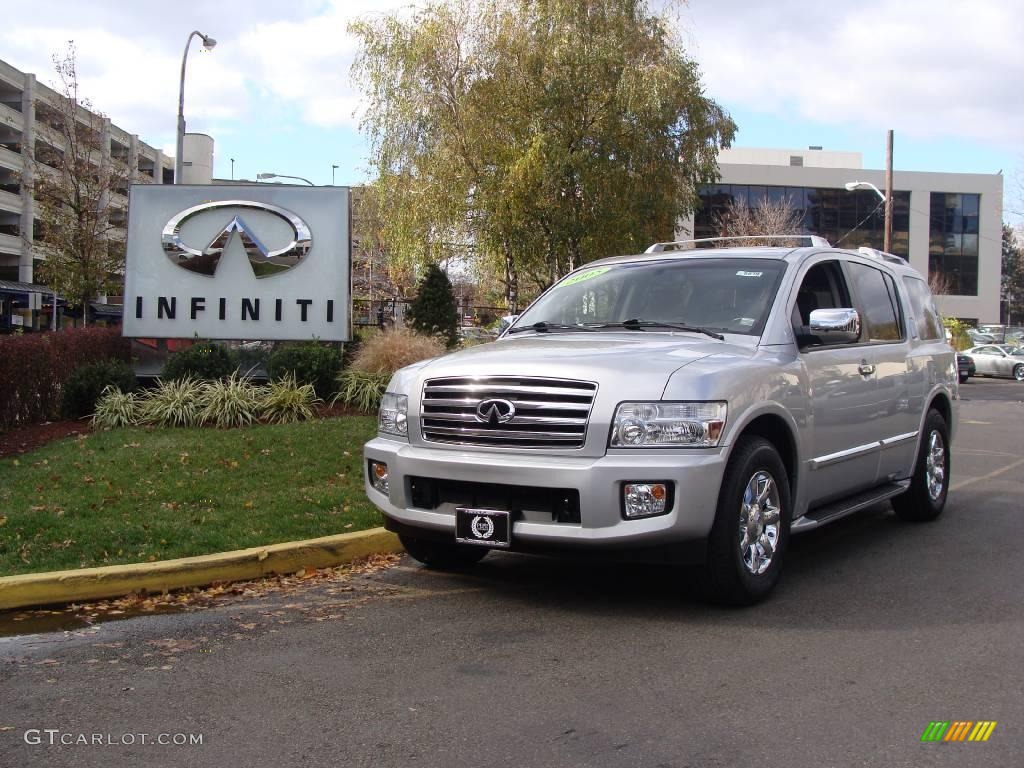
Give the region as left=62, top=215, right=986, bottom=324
left=892, top=409, right=949, bottom=522
left=699, top=437, right=791, bottom=606
left=1014, top=364, right=1024, bottom=382
left=399, top=534, right=489, bottom=569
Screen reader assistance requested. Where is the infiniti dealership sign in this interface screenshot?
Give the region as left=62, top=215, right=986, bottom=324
left=123, top=185, right=350, bottom=341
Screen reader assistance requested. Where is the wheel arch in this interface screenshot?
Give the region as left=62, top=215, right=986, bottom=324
left=734, top=412, right=799, bottom=500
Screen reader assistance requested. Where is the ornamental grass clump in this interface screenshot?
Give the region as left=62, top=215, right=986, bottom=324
left=332, top=328, right=446, bottom=412
left=91, top=386, right=141, bottom=429
left=332, top=370, right=390, bottom=412
left=139, top=377, right=205, bottom=427
left=349, top=327, right=446, bottom=375
left=260, top=374, right=321, bottom=424
left=199, top=373, right=262, bottom=428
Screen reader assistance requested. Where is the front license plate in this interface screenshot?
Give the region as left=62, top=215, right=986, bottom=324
left=455, top=508, right=511, bottom=548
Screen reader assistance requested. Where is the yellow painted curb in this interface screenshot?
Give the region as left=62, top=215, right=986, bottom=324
left=0, top=527, right=403, bottom=611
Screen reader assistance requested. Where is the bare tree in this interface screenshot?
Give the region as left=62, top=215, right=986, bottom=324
left=22, top=43, right=130, bottom=324
left=713, top=195, right=805, bottom=247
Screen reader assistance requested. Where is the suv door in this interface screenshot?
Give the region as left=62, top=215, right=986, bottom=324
left=791, top=258, right=883, bottom=506
left=844, top=261, right=920, bottom=482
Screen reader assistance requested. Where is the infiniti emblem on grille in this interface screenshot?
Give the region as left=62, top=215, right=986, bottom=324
left=475, top=398, right=516, bottom=424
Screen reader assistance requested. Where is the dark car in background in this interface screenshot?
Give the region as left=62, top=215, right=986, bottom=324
left=957, top=353, right=975, bottom=383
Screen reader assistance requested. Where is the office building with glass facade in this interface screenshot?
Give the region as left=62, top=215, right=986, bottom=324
left=680, top=147, right=1003, bottom=323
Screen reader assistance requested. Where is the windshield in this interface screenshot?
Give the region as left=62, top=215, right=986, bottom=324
left=512, top=258, right=787, bottom=336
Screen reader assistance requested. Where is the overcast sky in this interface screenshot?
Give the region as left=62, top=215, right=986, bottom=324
left=2, top=0, right=1020, bottom=213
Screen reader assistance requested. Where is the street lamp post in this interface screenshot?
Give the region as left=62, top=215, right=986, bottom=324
left=176, top=30, right=217, bottom=184
left=257, top=172, right=314, bottom=186
left=331, top=165, right=339, bottom=185
left=843, top=180, right=892, bottom=251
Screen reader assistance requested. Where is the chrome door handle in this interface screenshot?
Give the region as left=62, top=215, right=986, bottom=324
left=858, top=363, right=875, bottom=376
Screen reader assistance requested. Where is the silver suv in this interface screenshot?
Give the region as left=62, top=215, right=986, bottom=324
left=363, top=237, right=957, bottom=604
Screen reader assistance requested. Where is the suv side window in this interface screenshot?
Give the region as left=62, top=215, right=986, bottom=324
left=847, top=262, right=902, bottom=342
left=902, top=276, right=943, bottom=340
left=791, top=260, right=861, bottom=348
left=792, top=259, right=851, bottom=320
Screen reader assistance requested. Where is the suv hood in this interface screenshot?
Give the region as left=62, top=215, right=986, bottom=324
left=415, top=333, right=755, bottom=395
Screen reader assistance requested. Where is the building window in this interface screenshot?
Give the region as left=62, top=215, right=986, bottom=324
left=789, top=156, right=803, bottom=166
left=694, top=184, right=910, bottom=256
left=929, top=192, right=979, bottom=296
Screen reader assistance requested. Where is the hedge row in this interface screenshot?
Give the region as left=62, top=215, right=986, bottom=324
left=0, top=327, right=130, bottom=429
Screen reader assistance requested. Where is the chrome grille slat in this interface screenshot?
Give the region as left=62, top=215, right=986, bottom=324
left=422, top=412, right=588, bottom=425
left=422, top=425, right=583, bottom=441
left=424, top=383, right=595, bottom=398
left=423, top=397, right=591, bottom=411
left=421, top=376, right=596, bottom=449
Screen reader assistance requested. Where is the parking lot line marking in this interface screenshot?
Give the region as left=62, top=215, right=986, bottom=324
left=958, top=449, right=1019, bottom=457
left=962, top=420, right=992, bottom=425
left=951, top=457, right=1024, bottom=492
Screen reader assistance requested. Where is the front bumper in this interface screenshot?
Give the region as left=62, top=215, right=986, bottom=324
left=363, top=437, right=728, bottom=553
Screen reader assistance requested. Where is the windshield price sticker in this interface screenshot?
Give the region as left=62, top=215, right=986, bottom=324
left=559, top=266, right=611, bottom=287
left=736, top=271, right=763, bottom=277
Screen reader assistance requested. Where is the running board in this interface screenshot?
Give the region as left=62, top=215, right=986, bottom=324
left=791, top=480, right=911, bottom=533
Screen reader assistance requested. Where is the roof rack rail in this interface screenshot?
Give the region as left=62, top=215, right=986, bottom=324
left=855, top=246, right=907, bottom=265
left=645, top=235, right=830, bottom=253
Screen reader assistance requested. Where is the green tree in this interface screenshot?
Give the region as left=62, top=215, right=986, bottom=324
left=407, top=264, right=460, bottom=347
left=24, top=43, right=130, bottom=324
left=351, top=0, right=735, bottom=309
left=1002, top=223, right=1024, bottom=324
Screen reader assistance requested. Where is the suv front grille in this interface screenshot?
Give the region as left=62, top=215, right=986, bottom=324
left=420, top=376, right=597, bottom=449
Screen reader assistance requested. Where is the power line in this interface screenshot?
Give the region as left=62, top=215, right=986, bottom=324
left=834, top=199, right=886, bottom=248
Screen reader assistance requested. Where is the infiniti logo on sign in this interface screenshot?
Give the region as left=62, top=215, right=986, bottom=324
left=475, top=399, right=516, bottom=425
left=161, top=200, right=312, bottom=278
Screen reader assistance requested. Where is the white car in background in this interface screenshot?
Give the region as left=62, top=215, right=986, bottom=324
left=963, top=344, right=1024, bottom=381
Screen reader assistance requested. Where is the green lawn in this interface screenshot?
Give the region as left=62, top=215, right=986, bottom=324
left=0, top=417, right=382, bottom=576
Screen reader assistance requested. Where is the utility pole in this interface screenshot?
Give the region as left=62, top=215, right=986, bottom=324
left=884, top=129, right=894, bottom=253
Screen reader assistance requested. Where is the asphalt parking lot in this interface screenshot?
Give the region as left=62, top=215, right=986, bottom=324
left=2, top=377, right=1022, bottom=768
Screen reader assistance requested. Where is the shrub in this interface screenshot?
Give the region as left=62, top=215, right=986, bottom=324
left=61, top=359, right=137, bottom=419
left=261, top=374, right=320, bottom=424
left=349, top=328, right=446, bottom=375
left=341, top=329, right=364, bottom=370
left=199, top=373, right=262, bottom=428
left=92, top=386, right=141, bottom=429
left=0, top=326, right=129, bottom=429
left=266, top=341, right=342, bottom=399
left=407, top=264, right=460, bottom=347
left=332, top=370, right=390, bottom=412
left=162, top=341, right=238, bottom=382
left=139, top=378, right=205, bottom=427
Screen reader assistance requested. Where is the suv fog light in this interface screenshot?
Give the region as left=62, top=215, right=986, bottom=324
left=369, top=461, right=389, bottom=495
left=623, top=482, right=669, bottom=519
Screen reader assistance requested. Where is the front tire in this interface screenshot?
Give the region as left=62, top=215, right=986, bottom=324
left=700, top=437, right=791, bottom=605
left=892, top=409, right=949, bottom=522
left=399, top=534, right=489, bottom=569
left=1014, top=364, right=1024, bottom=382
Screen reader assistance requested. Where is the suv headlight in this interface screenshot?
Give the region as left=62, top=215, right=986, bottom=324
left=610, top=402, right=727, bottom=447
left=379, top=393, right=409, bottom=438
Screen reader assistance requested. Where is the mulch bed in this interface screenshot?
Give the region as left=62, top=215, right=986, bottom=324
left=0, top=419, right=92, bottom=460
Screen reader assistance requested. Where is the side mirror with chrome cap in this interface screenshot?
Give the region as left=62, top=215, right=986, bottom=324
left=807, top=308, right=861, bottom=345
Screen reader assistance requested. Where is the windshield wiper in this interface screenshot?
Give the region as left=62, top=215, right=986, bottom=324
left=506, top=321, right=598, bottom=335
left=595, top=318, right=725, bottom=341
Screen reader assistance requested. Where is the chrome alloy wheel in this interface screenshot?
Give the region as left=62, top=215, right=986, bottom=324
left=925, top=429, right=946, bottom=501
left=739, top=470, right=781, bottom=575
